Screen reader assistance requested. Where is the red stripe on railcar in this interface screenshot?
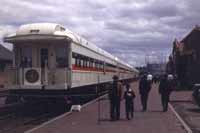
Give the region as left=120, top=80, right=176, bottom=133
left=72, top=65, right=116, bottom=73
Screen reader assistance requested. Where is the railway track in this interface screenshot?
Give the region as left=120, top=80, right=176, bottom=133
left=0, top=110, right=60, bottom=133
left=0, top=101, right=72, bottom=133
left=0, top=90, right=9, bottom=98
left=0, top=90, right=108, bottom=133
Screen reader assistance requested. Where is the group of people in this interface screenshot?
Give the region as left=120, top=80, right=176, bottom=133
left=109, top=74, right=175, bottom=121
left=109, top=75, right=135, bottom=121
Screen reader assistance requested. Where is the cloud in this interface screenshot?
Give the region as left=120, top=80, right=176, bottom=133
left=0, top=0, right=199, bottom=66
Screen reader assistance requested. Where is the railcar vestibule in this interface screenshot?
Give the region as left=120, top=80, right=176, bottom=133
left=15, top=42, right=70, bottom=69
left=12, top=39, right=72, bottom=89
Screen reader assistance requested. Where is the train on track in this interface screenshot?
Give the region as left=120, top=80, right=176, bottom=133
left=3, top=23, right=138, bottom=102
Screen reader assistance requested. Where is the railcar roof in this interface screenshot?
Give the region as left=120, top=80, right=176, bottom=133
left=4, top=23, right=135, bottom=70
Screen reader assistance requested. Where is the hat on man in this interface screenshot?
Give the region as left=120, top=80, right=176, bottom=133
left=167, top=74, right=173, bottom=80
left=147, top=74, right=153, bottom=81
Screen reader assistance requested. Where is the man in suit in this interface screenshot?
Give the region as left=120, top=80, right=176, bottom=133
left=159, top=74, right=174, bottom=112
left=109, top=75, right=123, bottom=121
left=139, top=74, right=152, bottom=111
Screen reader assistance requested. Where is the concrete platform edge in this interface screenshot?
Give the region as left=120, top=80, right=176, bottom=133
left=25, top=94, right=107, bottom=133
left=169, top=103, right=193, bottom=133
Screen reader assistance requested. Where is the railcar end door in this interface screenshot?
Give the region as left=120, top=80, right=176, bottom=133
left=40, top=48, right=49, bottom=86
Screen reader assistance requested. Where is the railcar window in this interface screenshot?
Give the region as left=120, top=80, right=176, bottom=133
left=87, top=59, right=89, bottom=67
left=89, top=59, right=93, bottom=68
left=98, top=62, right=100, bottom=69
left=21, top=47, right=32, bottom=68
left=72, top=53, right=78, bottom=67
left=84, top=60, right=86, bottom=67
left=85, top=58, right=87, bottom=68
left=78, top=58, right=81, bottom=67
left=55, top=47, right=68, bottom=68
left=73, top=53, right=81, bottom=67
left=72, top=52, right=108, bottom=70
left=92, top=61, right=94, bottom=68
left=83, top=59, right=85, bottom=67
left=83, top=57, right=87, bottom=68
left=92, top=61, right=95, bottom=68
left=75, top=58, right=78, bottom=66
left=87, top=60, right=89, bottom=68
left=80, top=59, right=83, bottom=67
left=40, top=48, right=48, bottom=68
left=98, top=63, right=101, bottom=69
left=89, top=59, right=92, bottom=67
left=100, top=63, right=103, bottom=70
left=95, top=61, right=98, bottom=69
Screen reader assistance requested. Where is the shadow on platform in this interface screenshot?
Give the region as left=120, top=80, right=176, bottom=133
left=187, top=108, right=200, bottom=113
left=170, top=100, right=192, bottom=103
left=148, top=110, right=163, bottom=113
left=98, top=118, right=130, bottom=122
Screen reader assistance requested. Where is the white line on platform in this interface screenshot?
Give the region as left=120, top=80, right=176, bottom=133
left=169, top=103, right=193, bottom=133
left=25, top=94, right=107, bottom=133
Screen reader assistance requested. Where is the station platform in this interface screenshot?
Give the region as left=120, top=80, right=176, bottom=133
left=26, top=82, right=186, bottom=133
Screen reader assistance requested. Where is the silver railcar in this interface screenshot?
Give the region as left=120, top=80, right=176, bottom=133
left=4, top=23, right=138, bottom=94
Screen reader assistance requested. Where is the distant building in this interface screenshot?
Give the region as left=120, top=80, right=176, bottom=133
left=172, top=26, right=200, bottom=88
left=0, top=44, right=13, bottom=88
left=136, top=66, right=148, bottom=76
left=136, top=63, right=166, bottom=76
left=146, top=63, right=166, bottom=75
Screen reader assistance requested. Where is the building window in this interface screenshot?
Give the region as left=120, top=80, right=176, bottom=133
left=0, top=62, right=6, bottom=72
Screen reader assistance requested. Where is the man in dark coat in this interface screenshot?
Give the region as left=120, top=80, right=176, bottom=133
left=159, top=74, right=174, bottom=112
left=139, top=75, right=152, bottom=111
left=109, top=75, right=123, bottom=121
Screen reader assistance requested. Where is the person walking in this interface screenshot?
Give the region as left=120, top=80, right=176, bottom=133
left=109, top=75, right=123, bottom=121
left=159, top=74, right=174, bottom=112
left=124, top=83, right=135, bottom=120
left=139, top=74, right=152, bottom=111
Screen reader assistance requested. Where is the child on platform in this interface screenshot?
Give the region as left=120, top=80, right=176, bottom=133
left=124, top=83, right=135, bottom=120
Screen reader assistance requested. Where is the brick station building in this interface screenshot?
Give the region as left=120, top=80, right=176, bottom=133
left=172, top=26, right=200, bottom=89
left=0, top=44, right=13, bottom=88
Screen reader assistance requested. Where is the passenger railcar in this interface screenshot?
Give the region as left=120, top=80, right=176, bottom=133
left=4, top=23, right=138, bottom=96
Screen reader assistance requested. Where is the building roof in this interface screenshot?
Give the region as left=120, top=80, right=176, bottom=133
left=172, top=26, right=200, bottom=56
left=181, top=25, right=200, bottom=44
left=0, top=44, right=13, bottom=61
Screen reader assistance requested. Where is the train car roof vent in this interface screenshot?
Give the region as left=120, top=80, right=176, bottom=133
left=55, top=25, right=66, bottom=32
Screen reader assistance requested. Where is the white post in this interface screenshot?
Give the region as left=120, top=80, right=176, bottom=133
left=97, top=73, right=100, bottom=124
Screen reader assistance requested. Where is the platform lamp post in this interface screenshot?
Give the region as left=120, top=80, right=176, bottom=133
left=97, top=72, right=101, bottom=124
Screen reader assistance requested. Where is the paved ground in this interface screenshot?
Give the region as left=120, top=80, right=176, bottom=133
left=170, top=90, right=200, bottom=133
left=27, top=82, right=186, bottom=133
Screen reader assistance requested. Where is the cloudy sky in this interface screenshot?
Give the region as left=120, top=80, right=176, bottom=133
left=0, top=0, right=199, bottom=66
